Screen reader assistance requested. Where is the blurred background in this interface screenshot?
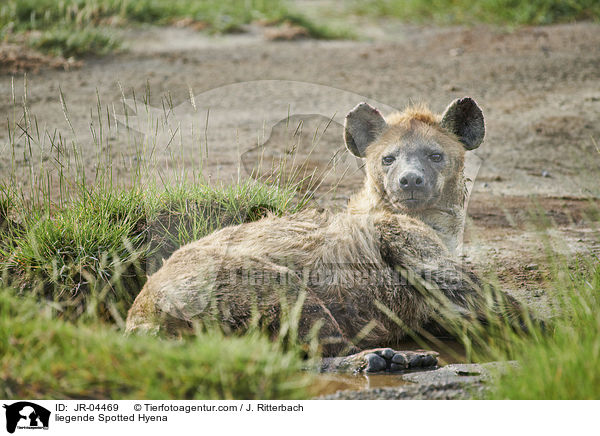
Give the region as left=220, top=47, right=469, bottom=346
left=1, top=0, right=599, bottom=192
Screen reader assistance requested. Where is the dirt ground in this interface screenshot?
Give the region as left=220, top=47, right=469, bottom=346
left=1, top=19, right=599, bottom=313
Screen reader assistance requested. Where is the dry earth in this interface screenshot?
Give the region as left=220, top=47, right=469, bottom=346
left=1, top=20, right=600, bottom=315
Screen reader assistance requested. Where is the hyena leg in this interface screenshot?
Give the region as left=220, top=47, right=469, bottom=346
left=418, top=259, right=537, bottom=334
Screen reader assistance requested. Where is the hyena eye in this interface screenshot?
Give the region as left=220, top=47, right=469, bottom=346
left=429, top=153, right=443, bottom=162
left=382, top=156, right=395, bottom=165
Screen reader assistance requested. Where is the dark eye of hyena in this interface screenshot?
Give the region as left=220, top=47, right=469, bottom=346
left=382, top=155, right=395, bottom=166
left=429, top=153, right=443, bottom=162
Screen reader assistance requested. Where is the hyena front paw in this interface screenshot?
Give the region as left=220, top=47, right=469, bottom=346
left=354, top=348, right=439, bottom=373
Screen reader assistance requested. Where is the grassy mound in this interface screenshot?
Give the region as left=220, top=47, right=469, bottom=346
left=0, top=180, right=301, bottom=321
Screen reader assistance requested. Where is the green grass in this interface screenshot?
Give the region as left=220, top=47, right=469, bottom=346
left=0, top=177, right=313, bottom=399
left=1, top=0, right=290, bottom=33
left=0, top=0, right=349, bottom=59
left=274, top=11, right=356, bottom=40
left=0, top=191, right=9, bottom=229
left=4, top=0, right=595, bottom=59
left=486, top=259, right=600, bottom=399
left=350, top=0, right=600, bottom=25
left=0, top=290, right=311, bottom=399
left=29, top=27, right=121, bottom=58
left=0, top=179, right=303, bottom=321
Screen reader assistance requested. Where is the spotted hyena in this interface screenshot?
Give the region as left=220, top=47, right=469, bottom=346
left=126, top=97, right=520, bottom=372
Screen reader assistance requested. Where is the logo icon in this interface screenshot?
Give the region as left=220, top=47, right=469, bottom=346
left=3, top=402, right=50, bottom=434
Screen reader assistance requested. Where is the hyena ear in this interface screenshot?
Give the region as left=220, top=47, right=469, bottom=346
left=344, top=102, right=387, bottom=157
left=440, top=97, right=485, bottom=150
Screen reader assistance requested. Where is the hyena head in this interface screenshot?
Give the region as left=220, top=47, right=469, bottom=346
left=344, top=98, right=485, bottom=216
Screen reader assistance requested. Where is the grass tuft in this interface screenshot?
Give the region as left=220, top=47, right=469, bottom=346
left=278, top=13, right=357, bottom=40
left=29, top=28, right=121, bottom=58
left=0, top=290, right=311, bottom=399
left=0, top=0, right=350, bottom=59
left=0, top=180, right=301, bottom=322
left=487, top=259, right=600, bottom=399
left=350, top=0, right=600, bottom=25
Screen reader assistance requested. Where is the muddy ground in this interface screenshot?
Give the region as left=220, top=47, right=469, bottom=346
left=1, top=20, right=600, bottom=314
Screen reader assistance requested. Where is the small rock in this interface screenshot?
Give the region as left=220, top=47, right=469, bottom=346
left=526, top=263, right=539, bottom=271
left=541, top=170, right=551, bottom=178
left=443, top=84, right=460, bottom=92
left=422, top=354, right=438, bottom=367
left=457, top=370, right=481, bottom=376
left=390, top=363, right=404, bottom=372
left=403, top=363, right=486, bottom=386
left=381, top=348, right=395, bottom=360
left=391, top=353, right=408, bottom=366
left=365, top=353, right=387, bottom=372
left=408, top=354, right=423, bottom=368
left=449, top=48, right=464, bottom=56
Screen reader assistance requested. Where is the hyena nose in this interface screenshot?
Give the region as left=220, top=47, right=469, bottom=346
left=399, top=172, right=424, bottom=190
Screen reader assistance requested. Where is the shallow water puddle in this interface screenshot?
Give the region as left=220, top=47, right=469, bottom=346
left=310, top=373, right=410, bottom=397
